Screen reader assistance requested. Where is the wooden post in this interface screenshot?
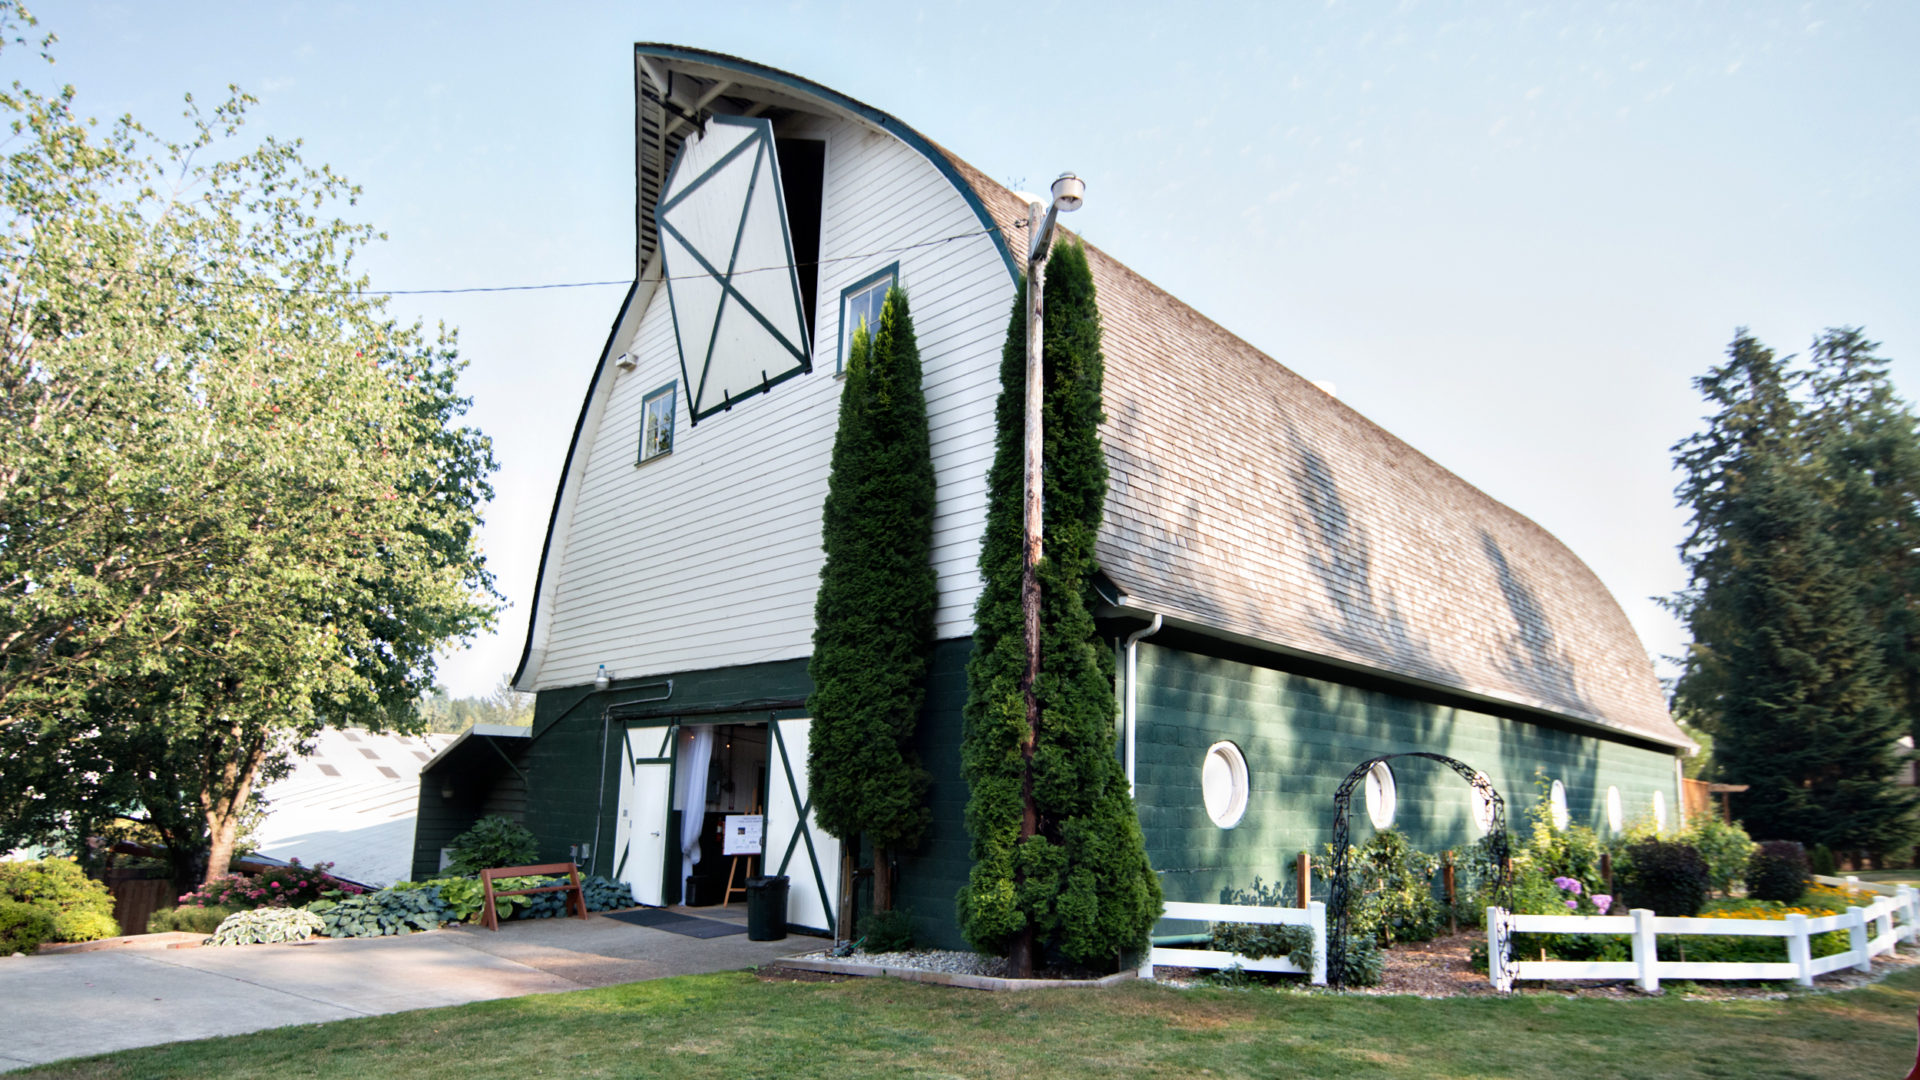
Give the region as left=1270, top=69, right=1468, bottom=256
left=1631, top=908, right=1659, bottom=993
left=1848, top=907, right=1872, bottom=973
left=1307, top=901, right=1329, bottom=985
left=1443, top=852, right=1457, bottom=936
left=1600, top=852, right=1613, bottom=895
left=1486, top=906, right=1509, bottom=991
left=1009, top=195, right=1048, bottom=981
left=1786, top=913, right=1814, bottom=987
left=1295, top=851, right=1311, bottom=907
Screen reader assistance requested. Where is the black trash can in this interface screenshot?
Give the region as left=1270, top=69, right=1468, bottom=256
left=746, top=875, right=789, bottom=941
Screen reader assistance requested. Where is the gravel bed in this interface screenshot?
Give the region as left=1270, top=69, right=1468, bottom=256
left=790, top=947, right=1009, bottom=977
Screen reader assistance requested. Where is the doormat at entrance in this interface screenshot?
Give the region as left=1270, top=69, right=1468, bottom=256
left=604, top=908, right=748, bottom=938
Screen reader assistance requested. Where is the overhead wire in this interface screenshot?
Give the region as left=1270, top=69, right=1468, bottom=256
left=9, top=218, right=1028, bottom=299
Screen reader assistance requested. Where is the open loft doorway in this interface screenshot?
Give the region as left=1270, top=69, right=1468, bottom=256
left=672, top=722, right=767, bottom=907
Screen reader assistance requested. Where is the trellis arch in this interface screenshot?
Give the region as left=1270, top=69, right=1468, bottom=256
left=1325, top=753, right=1511, bottom=989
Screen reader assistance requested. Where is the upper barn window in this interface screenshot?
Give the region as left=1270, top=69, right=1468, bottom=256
left=837, top=263, right=899, bottom=373
left=655, top=117, right=824, bottom=424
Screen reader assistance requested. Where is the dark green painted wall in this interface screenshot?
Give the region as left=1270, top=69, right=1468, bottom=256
left=507, top=633, right=1681, bottom=948
left=890, top=638, right=974, bottom=950
left=1132, top=641, right=1682, bottom=907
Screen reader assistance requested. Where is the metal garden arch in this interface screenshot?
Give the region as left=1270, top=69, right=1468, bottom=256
left=1325, top=753, right=1511, bottom=989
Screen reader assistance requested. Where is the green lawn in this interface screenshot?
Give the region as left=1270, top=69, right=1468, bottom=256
left=13, top=967, right=1920, bottom=1080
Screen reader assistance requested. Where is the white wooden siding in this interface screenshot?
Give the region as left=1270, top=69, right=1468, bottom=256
left=530, top=118, right=1013, bottom=690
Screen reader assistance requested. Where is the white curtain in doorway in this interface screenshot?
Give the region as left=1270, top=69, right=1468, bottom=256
left=677, top=725, right=715, bottom=900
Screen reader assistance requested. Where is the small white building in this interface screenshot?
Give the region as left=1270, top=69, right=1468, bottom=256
left=251, top=728, right=453, bottom=887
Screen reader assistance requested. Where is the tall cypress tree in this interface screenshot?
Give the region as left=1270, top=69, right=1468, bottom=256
left=957, top=240, right=1161, bottom=971
left=807, top=287, right=936, bottom=914
left=1672, top=331, right=1916, bottom=854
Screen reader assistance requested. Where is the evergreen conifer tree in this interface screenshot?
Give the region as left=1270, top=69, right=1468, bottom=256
left=1672, top=331, right=1915, bottom=854
left=806, top=288, right=936, bottom=914
left=957, top=240, right=1161, bottom=971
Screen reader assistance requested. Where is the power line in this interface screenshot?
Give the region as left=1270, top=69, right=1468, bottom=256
left=13, top=220, right=1023, bottom=299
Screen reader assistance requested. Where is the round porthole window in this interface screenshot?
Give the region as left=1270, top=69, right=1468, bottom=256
left=1201, top=742, right=1249, bottom=829
left=1606, top=786, right=1624, bottom=833
left=1470, top=771, right=1496, bottom=835
left=1652, top=790, right=1668, bottom=832
left=1365, top=761, right=1397, bottom=830
left=1549, top=779, right=1570, bottom=830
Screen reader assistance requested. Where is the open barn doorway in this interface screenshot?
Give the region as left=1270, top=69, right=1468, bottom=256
left=672, top=722, right=770, bottom=908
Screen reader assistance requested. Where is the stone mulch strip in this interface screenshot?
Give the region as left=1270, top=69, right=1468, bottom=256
left=772, top=949, right=1135, bottom=991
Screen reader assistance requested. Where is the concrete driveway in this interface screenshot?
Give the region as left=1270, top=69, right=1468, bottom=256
left=0, top=908, right=815, bottom=1070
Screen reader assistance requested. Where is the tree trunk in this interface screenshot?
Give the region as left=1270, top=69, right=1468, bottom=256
left=837, top=846, right=857, bottom=942
left=199, top=728, right=267, bottom=887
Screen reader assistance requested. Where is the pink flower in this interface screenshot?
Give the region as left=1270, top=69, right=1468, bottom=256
left=270, top=881, right=281, bottom=888
left=1592, top=894, right=1613, bottom=915
left=1565, top=899, right=1579, bottom=910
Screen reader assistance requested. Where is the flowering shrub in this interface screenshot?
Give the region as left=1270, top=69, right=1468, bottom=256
left=178, top=860, right=363, bottom=911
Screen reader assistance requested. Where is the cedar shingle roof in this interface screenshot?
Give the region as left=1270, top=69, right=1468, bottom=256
left=943, top=151, right=1686, bottom=749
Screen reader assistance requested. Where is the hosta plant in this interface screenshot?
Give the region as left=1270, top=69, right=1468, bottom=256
left=210, top=907, right=326, bottom=946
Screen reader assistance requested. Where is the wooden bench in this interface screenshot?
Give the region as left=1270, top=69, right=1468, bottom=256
left=479, top=862, right=591, bottom=931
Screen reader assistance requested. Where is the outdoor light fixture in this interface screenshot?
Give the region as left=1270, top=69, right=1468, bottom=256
left=614, top=352, right=638, bottom=372
left=595, top=664, right=612, bottom=691
left=1050, top=172, right=1084, bottom=213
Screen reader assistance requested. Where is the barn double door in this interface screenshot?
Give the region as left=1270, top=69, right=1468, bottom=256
left=612, top=718, right=839, bottom=933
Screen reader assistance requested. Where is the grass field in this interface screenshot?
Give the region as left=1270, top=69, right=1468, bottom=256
left=12, top=967, right=1920, bottom=1079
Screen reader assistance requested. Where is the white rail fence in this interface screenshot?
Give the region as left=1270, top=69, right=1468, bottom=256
left=1140, top=900, right=1328, bottom=985
left=1487, top=885, right=1918, bottom=991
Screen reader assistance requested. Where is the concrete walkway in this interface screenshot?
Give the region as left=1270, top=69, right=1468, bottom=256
left=0, top=906, right=815, bottom=1070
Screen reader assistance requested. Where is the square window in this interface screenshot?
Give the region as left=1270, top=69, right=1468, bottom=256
left=837, top=264, right=899, bottom=374
left=640, top=383, right=676, bottom=462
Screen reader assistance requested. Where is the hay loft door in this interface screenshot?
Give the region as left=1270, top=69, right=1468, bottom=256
left=766, top=717, right=839, bottom=934
left=614, top=725, right=675, bottom=907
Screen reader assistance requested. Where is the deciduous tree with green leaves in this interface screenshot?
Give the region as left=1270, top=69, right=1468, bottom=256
left=807, top=287, right=936, bottom=918
left=957, top=240, right=1160, bottom=974
left=0, top=5, right=498, bottom=889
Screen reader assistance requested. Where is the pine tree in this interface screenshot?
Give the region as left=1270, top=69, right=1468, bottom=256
left=957, top=240, right=1161, bottom=971
left=1806, top=329, right=1920, bottom=746
left=1672, top=331, right=1916, bottom=854
left=806, top=287, right=936, bottom=914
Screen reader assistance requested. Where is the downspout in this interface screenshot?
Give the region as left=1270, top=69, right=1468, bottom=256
left=1123, top=614, right=1163, bottom=795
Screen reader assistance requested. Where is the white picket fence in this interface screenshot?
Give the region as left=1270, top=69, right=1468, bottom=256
left=1139, top=900, right=1328, bottom=985
left=1487, top=884, right=1919, bottom=991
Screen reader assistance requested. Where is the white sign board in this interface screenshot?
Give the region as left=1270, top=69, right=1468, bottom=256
left=722, top=814, right=764, bottom=856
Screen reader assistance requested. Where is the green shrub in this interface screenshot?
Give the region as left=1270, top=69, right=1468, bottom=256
left=0, top=897, right=55, bottom=954
left=583, top=875, right=634, bottom=912
left=307, top=886, right=456, bottom=938
left=210, top=907, right=325, bottom=946
left=148, top=905, right=236, bottom=935
left=1748, top=841, right=1809, bottom=903
left=444, top=816, right=538, bottom=876
left=1618, top=839, right=1710, bottom=916
left=1680, top=817, right=1754, bottom=895
left=1336, top=934, right=1383, bottom=987
left=1315, top=830, right=1441, bottom=946
left=0, top=858, right=119, bottom=941
left=1809, top=844, right=1838, bottom=876
left=1209, top=921, right=1315, bottom=970
left=858, top=908, right=917, bottom=953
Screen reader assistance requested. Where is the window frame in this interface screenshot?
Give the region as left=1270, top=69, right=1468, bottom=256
left=638, top=381, right=678, bottom=464
left=836, top=262, right=900, bottom=375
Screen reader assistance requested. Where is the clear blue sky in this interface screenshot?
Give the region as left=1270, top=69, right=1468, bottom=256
left=27, top=1, right=1920, bottom=698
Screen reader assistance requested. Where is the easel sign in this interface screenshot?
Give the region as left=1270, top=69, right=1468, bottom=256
left=723, top=814, right=764, bottom=856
